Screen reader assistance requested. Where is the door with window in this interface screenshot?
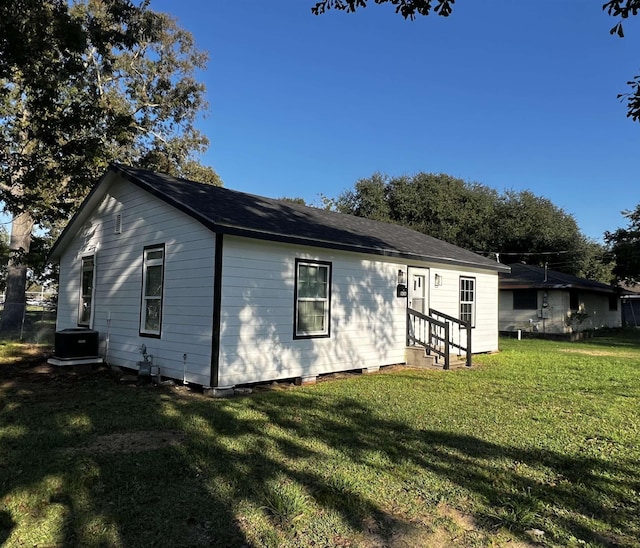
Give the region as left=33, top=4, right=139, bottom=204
left=408, top=268, right=429, bottom=314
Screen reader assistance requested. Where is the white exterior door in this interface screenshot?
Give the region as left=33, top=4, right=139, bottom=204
left=409, top=269, right=429, bottom=314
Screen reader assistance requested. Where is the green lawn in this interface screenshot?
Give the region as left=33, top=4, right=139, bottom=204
left=1, top=331, right=639, bottom=547
left=0, top=308, right=56, bottom=345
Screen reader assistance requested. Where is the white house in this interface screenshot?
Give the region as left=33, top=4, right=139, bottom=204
left=49, top=164, right=509, bottom=389
left=499, top=263, right=622, bottom=336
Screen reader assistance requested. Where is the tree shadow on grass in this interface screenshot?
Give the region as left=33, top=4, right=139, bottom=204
left=0, top=370, right=247, bottom=547
left=2, top=366, right=639, bottom=546
left=0, top=510, right=15, bottom=545
left=413, top=430, right=640, bottom=546
left=245, top=390, right=640, bottom=547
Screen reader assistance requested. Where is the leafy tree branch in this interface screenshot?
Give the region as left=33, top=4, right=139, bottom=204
left=312, top=0, right=640, bottom=121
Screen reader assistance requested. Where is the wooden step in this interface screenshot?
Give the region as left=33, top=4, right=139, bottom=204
left=405, top=346, right=470, bottom=370
left=404, top=346, right=436, bottom=368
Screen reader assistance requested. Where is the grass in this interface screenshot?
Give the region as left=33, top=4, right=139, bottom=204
left=0, top=341, right=50, bottom=364
left=0, top=308, right=56, bottom=345
left=0, top=330, right=639, bottom=547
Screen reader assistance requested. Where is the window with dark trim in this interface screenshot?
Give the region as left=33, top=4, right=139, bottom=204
left=570, top=290, right=579, bottom=311
left=140, top=245, right=165, bottom=337
left=459, top=277, right=476, bottom=327
left=609, top=295, right=618, bottom=311
left=513, top=289, right=537, bottom=310
left=78, top=256, right=94, bottom=326
left=294, top=259, right=331, bottom=338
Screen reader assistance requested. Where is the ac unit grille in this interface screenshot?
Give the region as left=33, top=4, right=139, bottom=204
left=54, top=329, right=99, bottom=359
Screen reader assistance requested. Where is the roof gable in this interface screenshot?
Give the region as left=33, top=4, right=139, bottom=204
left=50, top=164, right=509, bottom=272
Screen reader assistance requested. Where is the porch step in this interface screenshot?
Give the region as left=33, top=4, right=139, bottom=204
left=404, top=346, right=470, bottom=370
left=405, top=346, right=436, bottom=368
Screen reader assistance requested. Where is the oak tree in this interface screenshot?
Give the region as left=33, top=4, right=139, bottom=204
left=336, top=172, right=612, bottom=282
left=606, top=204, right=640, bottom=285
left=0, top=0, right=219, bottom=332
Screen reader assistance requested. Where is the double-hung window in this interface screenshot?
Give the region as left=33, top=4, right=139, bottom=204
left=140, top=245, right=165, bottom=337
left=294, top=259, right=331, bottom=338
left=78, top=256, right=95, bottom=326
left=513, top=289, right=537, bottom=310
left=459, top=277, right=476, bottom=327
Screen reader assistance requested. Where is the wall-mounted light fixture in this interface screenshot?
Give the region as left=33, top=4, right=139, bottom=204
left=434, top=273, right=443, bottom=287
left=396, top=269, right=408, bottom=298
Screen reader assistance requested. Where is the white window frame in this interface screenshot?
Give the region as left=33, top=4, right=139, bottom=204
left=140, top=245, right=165, bottom=337
left=294, top=259, right=331, bottom=339
left=459, top=276, right=476, bottom=327
left=78, top=255, right=95, bottom=327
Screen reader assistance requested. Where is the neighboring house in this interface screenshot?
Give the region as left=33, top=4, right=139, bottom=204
left=48, top=164, right=509, bottom=389
left=620, top=284, right=640, bottom=327
left=499, top=263, right=622, bottom=335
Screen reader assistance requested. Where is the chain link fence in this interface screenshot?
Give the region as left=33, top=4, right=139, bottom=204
left=0, top=292, right=57, bottom=344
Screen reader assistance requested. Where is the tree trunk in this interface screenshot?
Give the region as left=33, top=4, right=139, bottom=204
left=0, top=211, right=34, bottom=334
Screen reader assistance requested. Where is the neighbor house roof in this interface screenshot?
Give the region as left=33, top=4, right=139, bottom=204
left=619, top=283, right=640, bottom=298
left=500, top=263, right=618, bottom=294
left=49, top=164, right=510, bottom=272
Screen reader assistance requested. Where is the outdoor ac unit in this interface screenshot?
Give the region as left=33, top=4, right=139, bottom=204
left=54, top=328, right=99, bottom=359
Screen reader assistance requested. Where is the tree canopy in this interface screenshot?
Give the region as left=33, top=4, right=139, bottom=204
left=605, top=204, right=640, bottom=285
left=311, top=0, right=640, bottom=122
left=0, top=0, right=219, bottom=331
left=337, top=172, right=613, bottom=282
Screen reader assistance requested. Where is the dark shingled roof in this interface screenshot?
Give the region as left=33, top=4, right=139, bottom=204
left=500, top=263, right=618, bottom=294
left=51, top=164, right=509, bottom=272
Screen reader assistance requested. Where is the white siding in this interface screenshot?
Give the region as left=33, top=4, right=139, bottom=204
left=499, top=290, right=542, bottom=332
left=217, top=237, right=502, bottom=386
left=499, top=289, right=622, bottom=334
left=217, top=237, right=408, bottom=386
left=576, top=292, right=621, bottom=331
left=56, top=176, right=502, bottom=387
left=56, top=176, right=215, bottom=385
left=426, top=266, right=500, bottom=354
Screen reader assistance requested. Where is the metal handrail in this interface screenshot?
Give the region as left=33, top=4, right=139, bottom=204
left=428, top=308, right=472, bottom=368
left=407, top=307, right=472, bottom=369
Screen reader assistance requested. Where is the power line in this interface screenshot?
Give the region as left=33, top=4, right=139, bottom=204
left=475, top=250, right=573, bottom=263
left=491, top=251, right=571, bottom=256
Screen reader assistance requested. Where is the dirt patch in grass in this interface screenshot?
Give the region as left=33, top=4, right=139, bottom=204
left=435, top=505, right=535, bottom=548
left=67, top=430, right=188, bottom=455
left=557, top=348, right=638, bottom=359
left=0, top=358, right=114, bottom=395
left=358, top=505, right=536, bottom=548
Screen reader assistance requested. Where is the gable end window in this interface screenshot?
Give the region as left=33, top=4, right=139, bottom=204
left=78, top=256, right=95, bottom=326
left=140, top=245, right=165, bottom=337
left=609, top=295, right=618, bottom=311
left=513, top=289, right=537, bottom=310
left=459, top=277, right=476, bottom=327
left=294, top=259, right=331, bottom=339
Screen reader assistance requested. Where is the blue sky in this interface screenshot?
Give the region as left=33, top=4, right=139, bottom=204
left=152, top=0, right=639, bottom=243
